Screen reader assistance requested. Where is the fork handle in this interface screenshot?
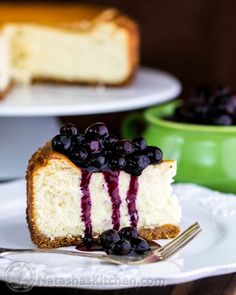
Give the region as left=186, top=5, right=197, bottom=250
left=0, top=248, right=107, bottom=259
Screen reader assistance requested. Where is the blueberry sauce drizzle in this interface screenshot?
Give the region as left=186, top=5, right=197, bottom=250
left=80, top=169, right=139, bottom=242
left=103, top=171, right=121, bottom=231
left=126, top=175, right=139, bottom=228
left=80, top=170, right=93, bottom=238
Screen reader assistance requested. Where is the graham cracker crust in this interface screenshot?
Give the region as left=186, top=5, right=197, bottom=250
left=0, top=82, right=13, bottom=100
left=27, top=218, right=180, bottom=249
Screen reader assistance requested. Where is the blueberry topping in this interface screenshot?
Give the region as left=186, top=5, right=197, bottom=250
left=132, top=137, right=147, bottom=151
left=73, top=134, right=85, bottom=146
left=136, top=154, right=151, bottom=169
left=70, top=146, right=88, bottom=162
left=88, top=155, right=107, bottom=169
left=115, top=140, right=134, bottom=156
left=60, top=123, right=78, bottom=137
left=82, top=236, right=94, bottom=249
left=52, top=122, right=163, bottom=176
left=124, top=157, right=136, bottom=173
left=52, top=135, right=72, bottom=153
left=146, top=147, right=163, bottom=164
left=125, top=154, right=150, bottom=176
left=100, top=229, right=120, bottom=250
left=118, top=226, right=139, bottom=241
left=131, top=237, right=150, bottom=254
left=109, top=156, right=126, bottom=170
left=103, top=135, right=118, bottom=147
left=105, top=148, right=114, bottom=160
left=82, top=139, right=103, bottom=155
left=98, top=227, right=152, bottom=256
left=75, top=236, right=95, bottom=251
left=85, top=122, right=109, bottom=139
left=109, top=239, right=132, bottom=256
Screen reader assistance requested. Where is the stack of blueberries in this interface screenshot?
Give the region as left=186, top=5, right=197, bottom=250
left=99, top=227, right=150, bottom=256
left=77, top=227, right=150, bottom=256
left=52, top=122, right=163, bottom=176
left=173, top=85, right=236, bottom=125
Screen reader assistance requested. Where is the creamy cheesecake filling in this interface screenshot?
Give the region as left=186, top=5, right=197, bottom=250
left=0, top=31, right=10, bottom=93
left=32, top=158, right=181, bottom=239
left=4, top=23, right=130, bottom=84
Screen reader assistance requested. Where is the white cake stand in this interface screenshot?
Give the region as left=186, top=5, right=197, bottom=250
left=0, top=67, right=181, bottom=180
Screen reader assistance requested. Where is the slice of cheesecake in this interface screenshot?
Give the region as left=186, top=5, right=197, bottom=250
left=0, top=4, right=139, bottom=98
left=26, top=123, right=181, bottom=249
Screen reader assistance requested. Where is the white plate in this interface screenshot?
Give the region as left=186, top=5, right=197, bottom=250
left=0, top=180, right=236, bottom=290
left=0, top=67, right=181, bottom=117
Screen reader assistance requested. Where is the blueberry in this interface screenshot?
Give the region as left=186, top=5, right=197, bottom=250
left=118, top=227, right=139, bottom=241
left=195, top=104, right=210, bottom=117
left=82, top=139, right=103, bottom=155
left=125, top=154, right=150, bottom=176
left=132, top=137, right=147, bottom=151
left=175, top=106, right=196, bottom=122
left=100, top=229, right=120, bottom=250
left=69, top=146, right=88, bottom=162
left=85, top=122, right=109, bottom=139
left=52, top=135, right=72, bottom=154
left=88, top=155, right=107, bottom=169
left=212, top=114, right=233, bottom=126
left=191, top=84, right=213, bottom=100
left=135, top=154, right=150, bottom=169
left=105, top=148, right=114, bottom=160
left=146, top=146, right=163, bottom=164
left=115, top=140, right=134, bottom=156
left=73, top=134, right=85, bottom=146
left=131, top=237, right=150, bottom=254
left=215, top=85, right=230, bottom=97
left=108, top=157, right=126, bottom=170
left=82, top=236, right=94, bottom=250
left=225, top=95, right=236, bottom=115
left=109, top=240, right=132, bottom=256
left=173, top=85, right=236, bottom=126
left=103, top=135, right=118, bottom=147
left=125, top=157, right=136, bottom=174
left=60, top=123, right=78, bottom=136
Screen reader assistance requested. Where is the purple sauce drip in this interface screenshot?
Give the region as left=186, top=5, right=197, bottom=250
left=126, top=175, right=139, bottom=228
left=76, top=243, right=103, bottom=252
left=80, top=170, right=92, bottom=237
left=103, top=171, right=121, bottom=231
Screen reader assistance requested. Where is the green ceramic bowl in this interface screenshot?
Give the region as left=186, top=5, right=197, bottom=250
left=122, top=100, right=236, bottom=193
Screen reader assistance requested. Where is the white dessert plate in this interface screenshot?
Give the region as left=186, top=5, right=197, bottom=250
left=0, top=67, right=181, bottom=117
left=0, top=180, right=236, bottom=290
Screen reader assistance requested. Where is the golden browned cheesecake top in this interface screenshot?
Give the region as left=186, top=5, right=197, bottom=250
left=0, top=4, right=126, bottom=30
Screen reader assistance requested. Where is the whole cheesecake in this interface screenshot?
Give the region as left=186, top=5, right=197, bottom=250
left=0, top=4, right=139, bottom=99
left=26, top=123, right=181, bottom=248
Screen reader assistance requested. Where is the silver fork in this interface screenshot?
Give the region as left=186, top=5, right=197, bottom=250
left=0, top=222, right=201, bottom=265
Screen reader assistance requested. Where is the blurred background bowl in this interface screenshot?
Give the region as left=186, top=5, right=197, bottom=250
left=122, top=100, right=236, bottom=193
